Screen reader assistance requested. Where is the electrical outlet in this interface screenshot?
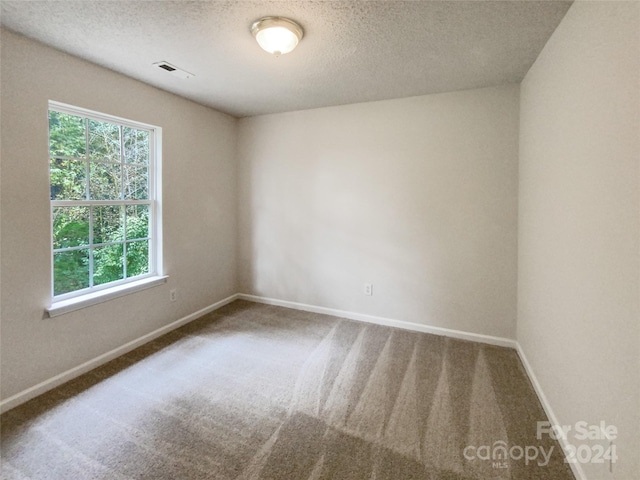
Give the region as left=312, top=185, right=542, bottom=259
left=364, top=283, right=373, bottom=296
left=170, top=289, right=177, bottom=302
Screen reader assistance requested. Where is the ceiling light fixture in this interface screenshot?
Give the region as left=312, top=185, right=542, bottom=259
left=251, top=16, right=303, bottom=56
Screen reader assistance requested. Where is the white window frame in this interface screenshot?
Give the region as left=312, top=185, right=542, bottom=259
left=47, top=101, right=165, bottom=317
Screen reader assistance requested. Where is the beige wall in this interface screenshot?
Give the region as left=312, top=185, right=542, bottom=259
left=237, top=85, right=519, bottom=339
left=0, top=30, right=238, bottom=400
left=518, top=2, right=640, bottom=479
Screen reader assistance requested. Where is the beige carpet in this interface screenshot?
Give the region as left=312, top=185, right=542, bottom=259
left=1, top=300, right=574, bottom=479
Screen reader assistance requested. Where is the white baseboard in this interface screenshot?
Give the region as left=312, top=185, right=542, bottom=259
left=516, top=344, right=586, bottom=480
left=3, top=291, right=582, bottom=480
left=0, top=293, right=239, bottom=414
left=241, top=294, right=582, bottom=477
left=238, top=294, right=517, bottom=349
left=6, top=287, right=575, bottom=480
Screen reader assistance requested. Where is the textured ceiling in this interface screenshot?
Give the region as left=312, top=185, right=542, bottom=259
left=0, top=0, right=572, bottom=117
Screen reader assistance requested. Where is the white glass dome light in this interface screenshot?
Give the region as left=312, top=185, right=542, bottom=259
left=251, top=17, right=304, bottom=56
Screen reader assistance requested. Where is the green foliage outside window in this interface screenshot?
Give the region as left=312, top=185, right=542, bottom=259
left=49, top=110, right=152, bottom=296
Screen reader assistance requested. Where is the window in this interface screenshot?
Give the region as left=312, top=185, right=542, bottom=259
left=48, top=101, right=163, bottom=309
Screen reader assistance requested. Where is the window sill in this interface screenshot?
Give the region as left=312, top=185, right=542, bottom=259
left=47, top=275, right=168, bottom=318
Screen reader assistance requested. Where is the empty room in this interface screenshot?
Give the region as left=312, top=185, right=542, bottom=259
left=0, top=1, right=638, bottom=479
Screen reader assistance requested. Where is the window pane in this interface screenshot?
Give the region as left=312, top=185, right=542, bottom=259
left=90, top=162, right=122, bottom=200
left=49, top=111, right=86, bottom=158
left=53, top=207, right=89, bottom=249
left=50, top=158, right=86, bottom=200
left=93, top=243, right=124, bottom=286
left=88, top=120, right=120, bottom=162
left=123, top=127, right=149, bottom=164
left=54, top=249, right=89, bottom=295
left=126, top=240, right=149, bottom=278
left=49, top=104, right=158, bottom=299
left=123, top=165, right=148, bottom=200
left=125, top=205, right=149, bottom=240
left=93, top=205, right=124, bottom=245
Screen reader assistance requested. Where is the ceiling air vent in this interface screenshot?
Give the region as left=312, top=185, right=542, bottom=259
left=153, top=61, right=194, bottom=79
